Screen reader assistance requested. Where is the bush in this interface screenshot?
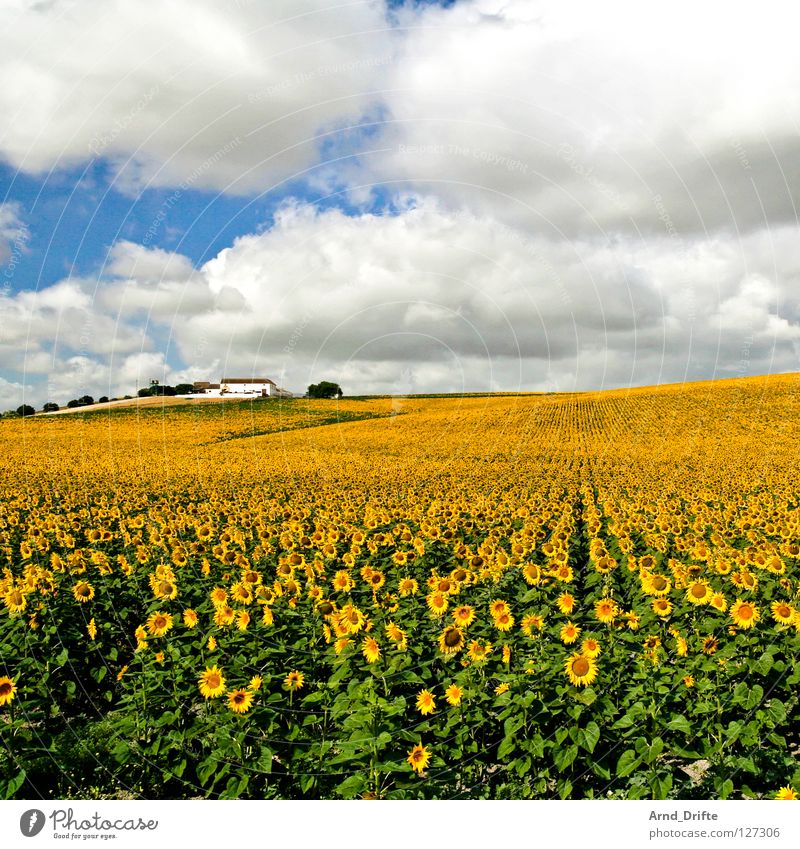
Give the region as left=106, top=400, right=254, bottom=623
left=308, top=381, right=343, bottom=399
left=43, top=402, right=60, bottom=413
left=16, top=404, right=36, bottom=417
left=78, top=395, right=94, bottom=406
left=66, top=399, right=81, bottom=409
left=98, top=396, right=109, bottom=404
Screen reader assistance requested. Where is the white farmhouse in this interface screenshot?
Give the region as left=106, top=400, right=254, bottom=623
left=191, top=377, right=293, bottom=398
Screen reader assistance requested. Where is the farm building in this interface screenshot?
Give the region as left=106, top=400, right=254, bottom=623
left=191, top=378, right=292, bottom=398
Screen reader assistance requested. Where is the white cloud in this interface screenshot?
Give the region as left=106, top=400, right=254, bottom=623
left=0, top=0, right=394, bottom=193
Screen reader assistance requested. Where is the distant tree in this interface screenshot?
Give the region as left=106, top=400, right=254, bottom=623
left=161, top=385, right=177, bottom=396
left=78, top=395, right=94, bottom=406
left=175, top=383, right=194, bottom=395
left=138, top=388, right=152, bottom=398
left=307, top=381, right=343, bottom=399
left=43, top=402, right=60, bottom=413
left=98, top=396, right=109, bottom=404
left=16, top=404, right=35, bottom=417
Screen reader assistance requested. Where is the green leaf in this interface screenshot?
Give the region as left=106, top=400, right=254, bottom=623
left=767, top=699, right=786, bottom=723
left=336, top=773, right=368, bottom=799
left=498, top=735, right=518, bottom=759
left=554, top=744, right=578, bottom=772
left=616, top=749, right=641, bottom=778
left=579, top=721, right=601, bottom=754
left=667, top=715, right=691, bottom=734
left=719, top=778, right=734, bottom=799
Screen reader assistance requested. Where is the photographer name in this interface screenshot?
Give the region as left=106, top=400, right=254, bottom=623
left=649, top=810, right=718, bottom=821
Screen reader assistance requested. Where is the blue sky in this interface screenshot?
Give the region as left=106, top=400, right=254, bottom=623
left=1, top=0, right=798, bottom=407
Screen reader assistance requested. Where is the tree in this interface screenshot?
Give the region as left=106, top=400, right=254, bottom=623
left=16, top=404, right=35, bottom=417
left=307, top=381, right=343, bottom=399
left=175, top=383, right=194, bottom=395
left=43, top=402, right=60, bottom=413
left=98, top=396, right=109, bottom=404
left=138, top=388, right=152, bottom=398
left=67, top=399, right=81, bottom=409
left=78, top=395, right=94, bottom=406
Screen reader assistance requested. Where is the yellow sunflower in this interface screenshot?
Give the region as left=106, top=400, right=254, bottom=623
left=416, top=689, right=436, bottom=715
left=398, top=577, right=419, bottom=596
left=427, top=592, right=449, bottom=617
left=452, top=605, right=476, bottom=627
left=581, top=637, right=601, bottom=658
left=594, top=598, right=618, bottom=624
left=564, top=653, right=598, bottom=687
left=362, top=636, right=381, bottom=664
left=730, top=599, right=759, bottom=629
left=686, top=580, right=712, bottom=605
left=557, top=593, right=576, bottom=615
left=438, top=626, right=465, bottom=655
left=284, top=670, right=305, bottom=692
left=227, top=689, right=254, bottom=714
left=493, top=611, right=515, bottom=632
left=521, top=613, right=545, bottom=636
left=771, top=600, right=795, bottom=625
left=407, top=743, right=431, bottom=774
left=0, top=676, right=16, bottom=706
left=489, top=599, right=510, bottom=619
left=198, top=665, right=226, bottom=699
left=651, top=597, right=673, bottom=617
left=775, top=785, right=798, bottom=800
left=560, top=622, right=581, bottom=644
left=146, top=611, right=173, bottom=637
left=72, top=581, right=95, bottom=603
left=183, top=608, right=198, bottom=629
left=467, top=640, right=492, bottom=662
left=445, top=684, right=463, bottom=706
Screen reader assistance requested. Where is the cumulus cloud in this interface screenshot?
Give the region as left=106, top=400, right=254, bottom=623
left=0, top=0, right=394, bottom=194
left=3, top=200, right=800, bottom=407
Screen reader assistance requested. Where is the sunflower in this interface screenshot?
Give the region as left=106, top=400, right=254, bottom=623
left=227, top=689, right=254, bottom=714
left=261, top=606, right=274, bottom=627
left=334, top=637, right=353, bottom=655
left=236, top=610, right=250, bottom=631
left=521, top=613, right=544, bottom=636
left=564, top=653, right=598, bottom=687
left=416, top=689, right=436, bottom=715
left=72, top=581, right=95, bottom=603
left=686, top=580, right=712, bottom=605
left=489, top=599, right=510, bottom=619
left=581, top=637, right=601, bottom=658
left=467, top=640, right=492, bottom=662
left=385, top=621, right=407, bottom=646
left=427, top=592, right=449, bottom=617
left=284, top=670, right=305, bottom=692
left=146, top=611, right=173, bottom=637
left=775, top=785, right=798, bottom=800
left=771, top=600, right=795, bottom=625
left=445, top=683, right=463, bottom=706
left=398, top=577, right=419, bottom=596
left=214, top=605, right=236, bottom=628
left=0, top=676, right=16, bottom=706
left=407, top=743, right=431, bottom=774
left=493, top=611, right=515, bottom=632
left=560, top=622, right=581, bottom=644
left=521, top=562, right=542, bottom=585
left=642, top=573, right=671, bottom=596
left=183, top=608, right=198, bottom=629
left=710, top=593, right=727, bottom=612
left=502, top=644, right=511, bottom=665
left=557, top=593, right=576, bottom=615
left=730, top=599, right=759, bottom=629
left=438, top=626, right=465, bottom=655
left=249, top=675, right=263, bottom=691
left=198, top=665, right=226, bottom=698
left=701, top=635, right=718, bottom=654
left=362, top=636, right=381, bottom=663
left=152, top=578, right=178, bottom=601
left=452, top=605, right=476, bottom=627
left=683, top=675, right=695, bottom=688
left=594, top=598, right=617, bottom=624
left=87, top=618, right=98, bottom=640
left=230, top=582, right=253, bottom=605
left=210, top=586, right=228, bottom=607
left=494, top=682, right=510, bottom=695
left=651, top=597, right=673, bottom=617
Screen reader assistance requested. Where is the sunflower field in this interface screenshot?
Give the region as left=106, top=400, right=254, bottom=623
left=1, top=377, right=800, bottom=800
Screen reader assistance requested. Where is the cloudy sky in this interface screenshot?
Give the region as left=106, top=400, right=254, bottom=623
left=1, top=0, right=799, bottom=407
